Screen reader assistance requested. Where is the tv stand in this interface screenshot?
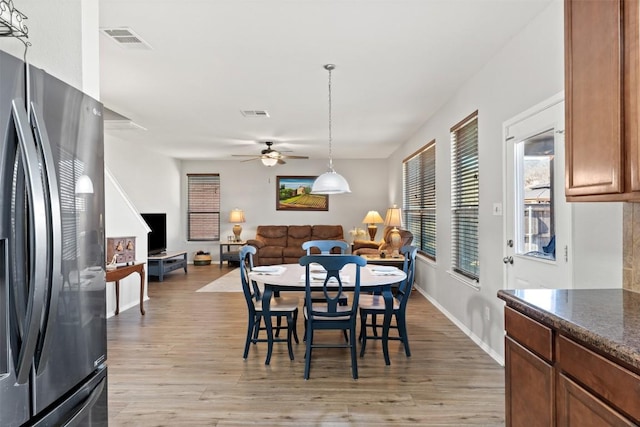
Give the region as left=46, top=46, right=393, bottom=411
left=147, top=250, right=187, bottom=281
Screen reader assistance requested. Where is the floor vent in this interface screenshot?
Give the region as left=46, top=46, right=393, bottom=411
left=101, top=27, right=152, bottom=50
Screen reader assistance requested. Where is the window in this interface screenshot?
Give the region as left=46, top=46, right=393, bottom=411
left=451, top=111, right=479, bottom=281
left=403, top=140, right=436, bottom=259
left=187, top=174, right=220, bottom=241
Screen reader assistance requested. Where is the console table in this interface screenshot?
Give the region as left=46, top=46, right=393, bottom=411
left=106, top=262, right=146, bottom=315
left=219, top=241, right=246, bottom=267
left=148, top=251, right=187, bottom=281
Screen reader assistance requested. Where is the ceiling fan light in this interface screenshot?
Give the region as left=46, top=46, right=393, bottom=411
left=311, top=169, right=351, bottom=194
left=261, top=157, right=278, bottom=167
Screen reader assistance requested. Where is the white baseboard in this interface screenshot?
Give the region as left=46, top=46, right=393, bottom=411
left=413, top=287, right=504, bottom=366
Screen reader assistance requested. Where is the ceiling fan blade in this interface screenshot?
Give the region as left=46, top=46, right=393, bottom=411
left=232, top=154, right=261, bottom=158
left=240, top=158, right=260, bottom=162
left=280, top=155, right=309, bottom=159
left=278, top=159, right=286, bottom=165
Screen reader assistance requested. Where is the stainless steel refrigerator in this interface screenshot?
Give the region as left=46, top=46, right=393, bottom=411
left=0, top=49, right=107, bottom=426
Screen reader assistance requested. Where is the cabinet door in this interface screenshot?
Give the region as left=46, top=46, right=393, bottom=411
left=565, top=0, right=624, bottom=197
left=625, top=0, right=640, bottom=192
left=557, top=374, right=635, bottom=427
left=505, top=337, right=554, bottom=427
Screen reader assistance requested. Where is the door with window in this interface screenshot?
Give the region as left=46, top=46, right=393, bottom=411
left=504, top=95, right=572, bottom=290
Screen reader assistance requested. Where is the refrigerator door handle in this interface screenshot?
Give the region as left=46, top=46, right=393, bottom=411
left=29, top=102, right=62, bottom=374
left=10, top=99, right=48, bottom=385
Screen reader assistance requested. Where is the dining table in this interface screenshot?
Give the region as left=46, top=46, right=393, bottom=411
left=248, top=262, right=407, bottom=366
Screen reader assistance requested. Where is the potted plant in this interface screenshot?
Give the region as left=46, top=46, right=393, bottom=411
left=193, top=250, right=212, bottom=266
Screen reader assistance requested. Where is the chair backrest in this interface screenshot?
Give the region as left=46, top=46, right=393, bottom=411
left=239, top=246, right=261, bottom=314
left=299, top=254, right=366, bottom=317
left=397, top=245, right=418, bottom=306
left=301, top=240, right=349, bottom=255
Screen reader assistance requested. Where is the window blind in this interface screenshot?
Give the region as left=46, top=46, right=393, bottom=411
left=451, top=112, right=479, bottom=281
left=187, top=174, right=220, bottom=241
left=403, top=140, right=436, bottom=259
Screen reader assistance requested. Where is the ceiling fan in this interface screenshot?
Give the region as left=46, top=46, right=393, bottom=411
left=233, top=141, right=309, bottom=167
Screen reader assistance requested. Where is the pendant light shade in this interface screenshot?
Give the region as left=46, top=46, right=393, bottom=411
left=312, top=169, right=351, bottom=194
left=311, top=64, right=351, bottom=195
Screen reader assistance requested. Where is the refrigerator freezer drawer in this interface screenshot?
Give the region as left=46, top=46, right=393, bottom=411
left=32, top=366, right=107, bottom=427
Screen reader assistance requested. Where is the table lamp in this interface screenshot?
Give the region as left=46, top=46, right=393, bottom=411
left=362, top=210, right=384, bottom=241
left=384, top=204, right=403, bottom=257
left=229, top=208, right=246, bottom=242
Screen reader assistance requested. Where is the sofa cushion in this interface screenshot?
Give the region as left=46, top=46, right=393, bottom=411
left=255, top=225, right=288, bottom=247
left=311, top=225, right=343, bottom=241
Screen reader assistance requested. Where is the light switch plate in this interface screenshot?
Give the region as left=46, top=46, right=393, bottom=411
left=492, top=203, right=503, bottom=216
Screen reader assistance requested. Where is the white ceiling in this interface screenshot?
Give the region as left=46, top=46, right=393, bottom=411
left=99, top=0, right=553, bottom=162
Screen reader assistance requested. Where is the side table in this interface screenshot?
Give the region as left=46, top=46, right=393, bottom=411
left=106, top=262, right=146, bottom=315
left=220, top=241, right=246, bottom=267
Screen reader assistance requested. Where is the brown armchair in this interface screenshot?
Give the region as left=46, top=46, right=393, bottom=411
left=352, top=226, right=413, bottom=256
left=246, top=225, right=289, bottom=266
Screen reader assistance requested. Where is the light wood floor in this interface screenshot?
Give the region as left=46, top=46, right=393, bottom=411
left=107, top=264, right=505, bottom=426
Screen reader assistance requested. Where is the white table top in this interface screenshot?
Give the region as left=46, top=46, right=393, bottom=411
left=249, top=263, right=406, bottom=289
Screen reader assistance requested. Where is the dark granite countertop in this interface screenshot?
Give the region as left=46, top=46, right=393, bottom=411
left=497, top=288, right=640, bottom=372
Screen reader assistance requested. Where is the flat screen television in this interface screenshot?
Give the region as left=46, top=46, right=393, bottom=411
left=141, top=213, right=167, bottom=255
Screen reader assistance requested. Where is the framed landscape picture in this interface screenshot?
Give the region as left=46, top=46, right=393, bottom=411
left=276, top=176, right=328, bottom=211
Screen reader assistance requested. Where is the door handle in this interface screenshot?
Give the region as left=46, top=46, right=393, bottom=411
left=30, top=102, right=63, bottom=374
left=10, top=99, right=48, bottom=385
left=503, top=256, right=513, bottom=265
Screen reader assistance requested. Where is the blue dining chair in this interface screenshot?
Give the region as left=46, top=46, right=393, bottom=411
left=301, top=239, right=349, bottom=255
left=240, top=246, right=299, bottom=365
left=299, top=254, right=366, bottom=380
left=359, top=245, right=417, bottom=358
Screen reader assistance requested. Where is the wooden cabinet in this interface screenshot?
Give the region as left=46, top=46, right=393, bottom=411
left=505, top=337, right=554, bottom=427
left=503, top=306, right=639, bottom=426
left=565, top=0, right=640, bottom=201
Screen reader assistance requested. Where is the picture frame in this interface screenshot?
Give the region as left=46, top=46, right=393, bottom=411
left=276, top=176, right=329, bottom=211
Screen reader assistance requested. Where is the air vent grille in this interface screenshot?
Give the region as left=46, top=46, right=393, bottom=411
left=101, top=27, right=152, bottom=50
left=240, top=110, right=270, bottom=118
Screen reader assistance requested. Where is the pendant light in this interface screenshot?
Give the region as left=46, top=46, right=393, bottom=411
left=311, top=64, right=351, bottom=194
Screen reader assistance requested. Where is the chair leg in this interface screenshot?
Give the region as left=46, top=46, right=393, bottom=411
left=292, top=309, right=300, bottom=344
left=286, top=314, right=295, bottom=360
left=304, top=320, right=313, bottom=380
left=371, top=314, right=379, bottom=337
left=397, top=313, right=411, bottom=357
left=350, top=324, right=358, bottom=379
left=243, top=315, right=255, bottom=359
left=275, top=316, right=283, bottom=338
left=359, top=312, right=368, bottom=357
left=342, top=329, right=349, bottom=343
left=253, top=316, right=262, bottom=340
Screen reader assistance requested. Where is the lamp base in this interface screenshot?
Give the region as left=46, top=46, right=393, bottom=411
left=389, top=227, right=401, bottom=257
left=367, top=225, right=377, bottom=241
left=233, top=224, right=242, bottom=242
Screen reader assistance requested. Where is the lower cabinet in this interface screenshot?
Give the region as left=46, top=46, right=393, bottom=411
left=505, top=337, right=554, bottom=427
left=503, top=307, right=639, bottom=426
left=556, top=374, right=635, bottom=427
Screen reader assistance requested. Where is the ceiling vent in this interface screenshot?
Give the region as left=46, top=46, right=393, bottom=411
left=240, top=110, right=270, bottom=118
left=101, top=27, right=152, bottom=50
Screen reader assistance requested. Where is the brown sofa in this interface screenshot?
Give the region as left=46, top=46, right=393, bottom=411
left=352, top=226, right=413, bottom=256
left=246, top=225, right=345, bottom=266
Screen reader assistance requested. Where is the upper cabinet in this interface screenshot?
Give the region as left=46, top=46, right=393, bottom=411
left=565, top=0, right=640, bottom=201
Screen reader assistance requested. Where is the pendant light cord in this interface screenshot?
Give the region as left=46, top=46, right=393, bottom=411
left=326, top=64, right=334, bottom=170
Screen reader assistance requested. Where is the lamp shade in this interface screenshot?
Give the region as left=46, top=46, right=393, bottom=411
left=362, top=210, right=383, bottom=224
left=75, top=175, right=94, bottom=194
left=229, top=208, right=245, bottom=223
left=261, top=157, right=278, bottom=167
left=311, top=169, right=351, bottom=194
left=384, top=204, right=403, bottom=228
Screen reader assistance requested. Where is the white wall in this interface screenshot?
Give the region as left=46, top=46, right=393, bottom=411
left=181, top=159, right=390, bottom=261
left=0, top=0, right=85, bottom=90
left=104, top=169, right=150, bottom=316
left=388, top=1, right=622, bottom=363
